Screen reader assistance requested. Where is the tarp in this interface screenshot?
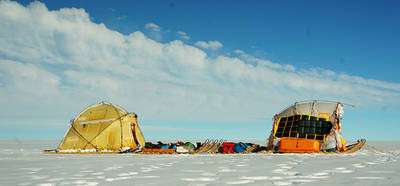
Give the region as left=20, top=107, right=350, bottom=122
left=57, top=102, right=145, bottom=152
left=277, top=101, right=340, bottom=123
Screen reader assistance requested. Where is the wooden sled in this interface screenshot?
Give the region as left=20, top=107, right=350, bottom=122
left=139, top=148, right=176, bottom=154
left=43, top=150, right=122, bottom=154
left=241, top=144, right=260, bottom=154
left=320, top=139, right=366, bottom=154
left=193, top=139, right=211, bottom=153
left=43, top=147, right=140, bottom=154
left=204, top=140, right=223, bottom=153
left=192, top=140, right=224, bottom=154
left=259, top=139, right=366, bottom=154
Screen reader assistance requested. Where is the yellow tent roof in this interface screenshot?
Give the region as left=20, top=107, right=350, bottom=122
left=73, top=103, right=127, bottom=124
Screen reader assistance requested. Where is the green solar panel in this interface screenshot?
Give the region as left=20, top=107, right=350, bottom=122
left=274, top=114, right=332, bottom=141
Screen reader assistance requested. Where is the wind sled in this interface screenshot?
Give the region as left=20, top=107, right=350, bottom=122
left=266, top=101, right=365, bottom=153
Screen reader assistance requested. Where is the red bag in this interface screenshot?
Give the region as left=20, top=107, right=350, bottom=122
left=170, top=142, right=184, bottom=146
left=223, top=142, right=236, bottom=153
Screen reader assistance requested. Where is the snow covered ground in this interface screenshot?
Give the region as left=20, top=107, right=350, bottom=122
left=0, top=140, right=399, bottom=186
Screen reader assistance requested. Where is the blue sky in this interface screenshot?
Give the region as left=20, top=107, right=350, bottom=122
left=32, top=0, right=400, bottom=81
left=1, top=0, right=400, bottom=141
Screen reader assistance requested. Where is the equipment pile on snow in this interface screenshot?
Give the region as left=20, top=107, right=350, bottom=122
left=44, top=100, right=365, bottom=154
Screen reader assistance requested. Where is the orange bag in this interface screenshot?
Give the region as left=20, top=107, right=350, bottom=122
left=278, top=138, right=320, bottom=153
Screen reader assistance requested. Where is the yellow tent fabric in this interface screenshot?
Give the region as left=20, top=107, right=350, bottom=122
left=57, top=103, right=146, bottom=152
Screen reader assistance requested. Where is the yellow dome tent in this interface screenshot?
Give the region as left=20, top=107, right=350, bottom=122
left=49, top=102, right=145, bottom=153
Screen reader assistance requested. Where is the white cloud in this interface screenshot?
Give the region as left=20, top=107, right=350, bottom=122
left=144, top=22, right=162, bottom=41
left=233, top=49, right=295, bottom=71
left=176, top=31, right=190, bottom=40
left=195, top=40, right=223, bottom=50
left=233, top=49, right=245, bottom=55
left=0, top=59, right=60, bottom=94
left=0, top=1, right=400, bottom=129
left=338, top=73, right=400, bottom=91
left=145, top=22, right=160, bottom=32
